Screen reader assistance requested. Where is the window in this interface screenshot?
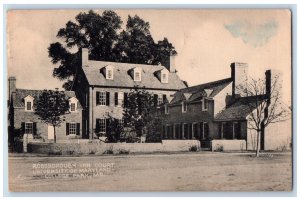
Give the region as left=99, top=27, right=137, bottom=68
left=118, top=92, right=124, bottom=106
left=70, top=103, right=76, bottom=112
left=25, top=122, right=33, bottom=134
left=182, top=101, right=187, bottom=113
left=26, top=102, right=32, bottom=111
left=162, top=73, right=168, bottom=83
left=134, top=71, right=141, bottom=81
left=107, top=69, right=113, bottom=79
left=96, top=118, right=106, bottom=134
left=165, top=104, right=169, bottom=114
left=118, top=119, right=124, bottom=126
left=69, top=123, right=77, bottom=135
left=24, top=95, right=34, bottom=111
left=97, top=91, right=106, bottom=105
left=158, top=94, right=163, bottom=105
left=202, top=98, right=208, bottom=111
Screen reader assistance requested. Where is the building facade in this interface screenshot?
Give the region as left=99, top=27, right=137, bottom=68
left=8, top=77, right=83, bottom=143
left=73, top=48, right=187, bottom=140
left=161, top=63, right=292, bottom=150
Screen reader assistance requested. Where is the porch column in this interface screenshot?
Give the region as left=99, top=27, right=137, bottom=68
left=232, top=122, right=235, bottom=139
left=191, top=123, right=195, bottom=139
left=220, top=122, right=224, bottom=139
left=173, top=124, right=176, bottom=139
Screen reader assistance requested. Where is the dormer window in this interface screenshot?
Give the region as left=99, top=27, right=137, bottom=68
left=133, top=67, right=142, bottom=82
left=157, top=68, right=169, bottom=83
left=69, top=97, right=78, bottom=112
left=162, top=73, right=168, bottom=83
left=182, top=101, right=187, bottom=113
left=102, top=64, right=114, bottom=80
left=202, top=98, right=208, bottom=111
left=24, top=95, right=34, bottom=112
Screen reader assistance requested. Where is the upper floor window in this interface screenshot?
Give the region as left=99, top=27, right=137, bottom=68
left=115, top=92, right=124, bottom=107
left=96, top=91, right=110, bottom=106
left=69, top=97, right=78, bottom=112
left=162, top=73, right=168, bottom=83
left=104, top=64, right=114, bottom=80
left=182, top=101, right=187, bottom=113
left=24, top=95, right=34, bottom=112
left=202, top=98, right=208, bottom=111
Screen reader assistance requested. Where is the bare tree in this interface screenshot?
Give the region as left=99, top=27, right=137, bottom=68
left=237, top=71, right=290, bottom=157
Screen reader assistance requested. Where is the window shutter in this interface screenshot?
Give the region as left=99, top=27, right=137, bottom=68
left=76, top=123, right=80, bottom=135
left=33, top=122, right=37, bottom=135
left=163, top=94, right=167, bottom=103
left=21, top=122, right=25, bottom=134
left=96, top=92, right=100, bottom=105
left=106, top=92, right=110, bottom=106
left=105, top=118, right=110, bottom=134
left=115, top=92, right=118, bottom=106
left=66, top=123, right=69, bottom=135
left=95, top=119, right=99, bottom=134
left=154, top=94, right=158, bottom=106
left=124, top=93, right=128, bottom=107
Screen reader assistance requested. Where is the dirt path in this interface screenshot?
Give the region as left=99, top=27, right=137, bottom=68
left=8, top=152, right=292, bottom=192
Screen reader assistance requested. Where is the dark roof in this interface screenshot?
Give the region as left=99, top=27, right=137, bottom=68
left=170, top=78, right=232, bottom=104
left=82, top=60, right=186, bottom=90
left=214, top=95, right=266, bottom=121
left=12, top=89, right=82, bottom=108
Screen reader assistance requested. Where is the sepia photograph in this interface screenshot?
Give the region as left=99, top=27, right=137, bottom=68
left=6, top=8, right=293, bottom=192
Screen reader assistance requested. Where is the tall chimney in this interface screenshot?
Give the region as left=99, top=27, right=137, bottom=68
left=161, top=53, right=176, bottom=73
left=8, top=76, right=16, bottom=100
left=231, top=62, right=248, bottom=97
left=82, top=48, right=89, bottom=67
left=265, top=70, right=271, bottom=105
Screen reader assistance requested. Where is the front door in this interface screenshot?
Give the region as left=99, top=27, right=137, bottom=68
left=48, top=125, right=54, bottom=140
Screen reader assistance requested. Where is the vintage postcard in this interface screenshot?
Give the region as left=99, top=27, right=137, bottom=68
left=7, top=9, right=292, bottom=192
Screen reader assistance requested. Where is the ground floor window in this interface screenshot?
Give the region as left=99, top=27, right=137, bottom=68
left=96, top=118, right=106, bottom=135
left=219, top=121, right=242, bottom=139
left=25, top=122, right=33, bottom=134
left=66, top=123, right=80, bottom=135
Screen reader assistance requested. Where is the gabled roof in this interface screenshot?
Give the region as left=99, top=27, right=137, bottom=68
left=82, top=60, right=186, bottom=90
left=214, top=95, right=266, bottom=121
left=12, top=89, right=82, bottom=108
left=170, top=78, right=232, bottom=104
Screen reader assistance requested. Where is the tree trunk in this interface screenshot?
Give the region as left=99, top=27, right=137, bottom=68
left=54, top=126, right=56, bottom=143
left=256, top=130, right=260, bottom=157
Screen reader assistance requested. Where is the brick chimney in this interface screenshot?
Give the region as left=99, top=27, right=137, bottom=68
left=82, top=48, right=89, bottom=67
left=231, top=62, right=248, bottom=97
left=161, top=53, right=177, bottom=73
left=265, top=70, right=271, bottom=105
left=8, top=76, right=16, bottom=101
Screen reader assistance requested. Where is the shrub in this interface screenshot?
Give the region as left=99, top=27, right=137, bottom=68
left=89, top=150, right=96, bottom=155
left=48, top=150, right=62, bottom=155
left=189, top=145, right=198, bottom=152
left=103, top=145, right=114, bottom=154
left=214, top=144, right=224, bottom=152
left=118, top=149, right=130, bottom=154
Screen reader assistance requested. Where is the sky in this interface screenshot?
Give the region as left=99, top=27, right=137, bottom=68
left=7, top=9, right=291, bottom=105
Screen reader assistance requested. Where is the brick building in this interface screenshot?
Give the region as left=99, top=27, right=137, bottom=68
left=72, top=48, right=186, bottom=140
left=8, top=77, right=83, bottom=143
left=161, top=63, right=292, bottom=150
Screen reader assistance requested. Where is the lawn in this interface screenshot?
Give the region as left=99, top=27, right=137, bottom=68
left=8, top=152, right=292, bottom=192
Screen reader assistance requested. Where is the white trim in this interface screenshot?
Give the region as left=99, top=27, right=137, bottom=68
left=202, top=98, right=208, bottom=111
left=182, top=101, right=187, bottom=113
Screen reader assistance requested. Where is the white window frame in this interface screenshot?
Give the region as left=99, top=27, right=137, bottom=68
left=158, top=94, right=163, bottom=105
left=98, top=91, right=106, bottom=106
left=133, top=68, right=142, bottom=82
left=69, top=97, right=78, bottom=112
left=117, top=92, right=124, bottom=107
left=69, top=122, right=77, bottom=135
left=182, top=101, right=187, bottom=113
left=202, top=98, right=208, bottom=111
left=24, top=95, right=34, bottom=112
left=25, top=122, right=33, bottom=134
left=107, top=69, right=113, bottom=80
left=161, top=72, right=168, bottom=83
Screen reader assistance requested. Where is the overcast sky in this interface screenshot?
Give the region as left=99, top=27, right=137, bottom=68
left=7, top=9, right=291, bottom=104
